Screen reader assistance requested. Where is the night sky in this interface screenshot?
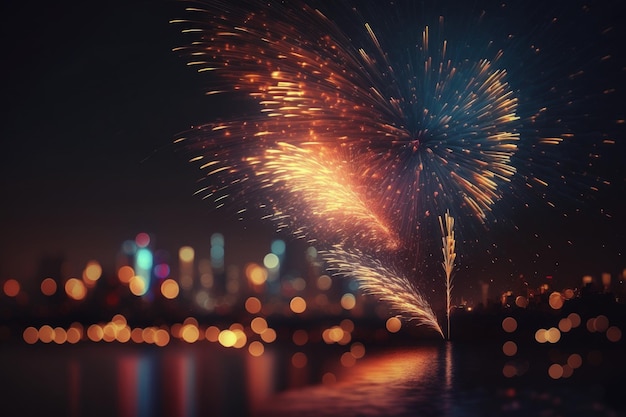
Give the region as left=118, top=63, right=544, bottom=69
left=1, top=0, right=625, bottom=302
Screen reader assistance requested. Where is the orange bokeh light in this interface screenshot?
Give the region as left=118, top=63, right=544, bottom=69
left=289, top=296, right=306, bottom=314
left=40, top=278, right=57, bottom=296
left=65, top=278, right=87, bottom=301
left=161, top=279, right=180, bottom=299
left=386, top=317, right=402, bottom=333
left=3, top=279, right=20, bottom=297
left=245, top=297, right=262, bottom=314
left=117, top=266, right=135, bottom=284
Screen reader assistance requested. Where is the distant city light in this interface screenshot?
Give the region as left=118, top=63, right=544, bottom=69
left=245, top=297, right=262, bottom=314
left=83, top=260, right=102, bottom=284
left=350, top=342, right=366, bottom=359
left=501, top=317, right=517, bottom=333
left=179, top=246, right=195, bottom=263
left=340, top=293, right=356, bottom=310
left=129, top=276, right=146, bottom=296
left=251, top=317, right=268, bottom=334
left=502, top=341, right=517, bottom=356
left=160, top=279, right=180, bottom=299
left=205, top=326, right=220, bottom=342
left=65, top=278, right=86, bottom=301
left=248, top=341, right=264, bottom=357
left=263, top=253, right=280, bottom=270
left=291, top=352, right=307, bottom=368
left=154, top=263, right=170, bottom=279
left=271, top=239, right=286, bottom=256
left=289, top=296, right=307, bottom=314
left=260, top=328, right=277, bottom=343
left=246, top=263, right=268, bottom=286
left=3, top=279, right=20, bottom=297
left=385, top=317, right=402, bottom=333
left=218, top=329, right=237, bottom=347
left=135, top=232, right=150, bottom=248
left=316, top=275, right=332, bottom=291
left=117, top=266, right=134, bottom=284
left=40, top=278, right=57, bottom=296
left=292, top=330, right=308, bottom=346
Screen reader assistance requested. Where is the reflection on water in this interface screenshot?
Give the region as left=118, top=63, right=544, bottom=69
left=0, top=342, right=623, bottom=417
left=254, top=345, right=448, bottom=417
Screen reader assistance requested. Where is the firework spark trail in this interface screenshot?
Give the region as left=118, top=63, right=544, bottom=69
left=172, top=0, right=522, bottom=250
left=247, top=142, right=401, bottom=250
left=322, top=246, right=444, bottom=337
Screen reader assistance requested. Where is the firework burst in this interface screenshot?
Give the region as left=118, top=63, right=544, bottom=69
left=172, top=0, right=521, bottom=252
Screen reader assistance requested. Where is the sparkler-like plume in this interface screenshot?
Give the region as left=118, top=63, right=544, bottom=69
left=248, top=142, right=400, bottom=251
left=439, top=211, right=456, bottom=340
left=322, top=246, right=444, bottom=337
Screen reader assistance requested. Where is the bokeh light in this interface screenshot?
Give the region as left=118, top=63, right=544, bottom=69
left=606, top=326, right=622, bottom=342
left=289, top=296, right=307, bottom=314
left=340, top=352, right=356, bottom=367
left=568, top=312, right=581, bottom=328
left=218, top=329, right=237, bottom=347
left=179, top=246, right=195, bottom=262
left=251, top=317, right=268, bottom=334
left=135, top=232, right=151, bottom=248
left=3, top=279, right=20, bottom=297
left=292, top=330, right=308, bottom=346
left=548, top=364, right=564, bottom=379
left=501, top=317, right=517, bottom=333
left=340, top=293, right=356, bottom=310
left=23, top=327, right=38, bottom=344
left=386, top=317, right=402, bottom=333
left=502, top=341, right=517, bottom=356
left=316, top=275, right=332, bottom=291
left=128, top=276, right=145, bottom=296
left=40, top=278, right=57, bottom=296
left=248, top=341, right=264, bottom=357
left=205, top=326, right=220, bottom=342
left=291, top=352, right=307, bottom=368
left=260, top=328, right=277, bottom=343
left=350, top=342, right=366, bottom=359
left=117, top=266, right=134, bottom=284
left=65, top=278, right=87, bottom=301
left=83, top=260, right=102, bottom=284
left=246, top=263, right=268, bottom=285
left=263, top=253, right=280, bottom=269
left=567, top=353, right=583, bottom=369
left=38, top=325, right=55, bottom=343
left=245, top=297, right=262, bottom=314
left=160, top=279, right=180, bottom=299
left=548, top=292, right=564, bottom=310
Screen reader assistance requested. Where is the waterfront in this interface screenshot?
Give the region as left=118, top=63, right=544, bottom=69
left=1, top=340, right=624, bottom=417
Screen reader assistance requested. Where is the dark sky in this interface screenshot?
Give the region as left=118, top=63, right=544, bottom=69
left=0, top=0, right=275, bottom=280
left=1, top=0, right=624, bottom=300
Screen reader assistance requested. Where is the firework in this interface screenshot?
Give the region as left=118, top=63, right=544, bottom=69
left=322, top=245, right=444, bottom=337
left=439, top=211, right=456, bottom=340
left=248, top=142, right=400, bottom=250
left=171, top=0, right=620, bottom=324
left=172, top=0, right=521, bottom=252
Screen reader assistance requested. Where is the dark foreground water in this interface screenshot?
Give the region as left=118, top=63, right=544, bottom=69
left=1, top=341, right=624, bottom=417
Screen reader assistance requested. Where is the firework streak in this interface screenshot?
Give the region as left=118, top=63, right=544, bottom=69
left=322, top=246, right=444, bottom=337
left=171, top=0, right=524, bottom=333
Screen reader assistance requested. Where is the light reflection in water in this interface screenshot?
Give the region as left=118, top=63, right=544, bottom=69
left=2, top=343, right=623, bottom=417
left=254, top=345, right=450, bottom=417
